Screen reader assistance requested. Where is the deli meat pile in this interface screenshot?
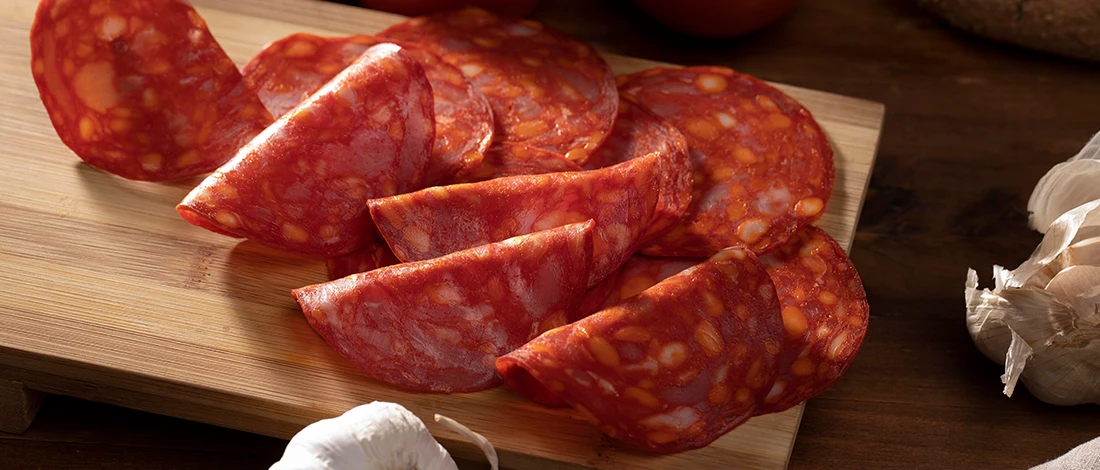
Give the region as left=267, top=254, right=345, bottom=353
left=30, top=0, right=868, bottom=452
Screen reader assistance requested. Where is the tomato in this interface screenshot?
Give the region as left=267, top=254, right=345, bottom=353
left=632, top=0, right=802, bottom=38
left=359, top=0, right=540, bottom=17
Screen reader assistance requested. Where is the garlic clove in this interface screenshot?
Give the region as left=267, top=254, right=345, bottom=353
left=1028, top=160, right=1100, bottom=234
left=1066, top=131, right=1100, bottom=163
left=1045, top=265, right=1100, bottom=323
left=1029, top=132, right=1100, bottom=232
left=1010, top=199, right=1100, bottom=288
left=1064, top=236, right=1100, bottom=267
left=998, top=288, right=1076, bottom=343
left=965, top=268, right=1013, bottom=363
left=270, top=402, right=460, bottom=470
left=435, top=414, right=499, bottom=470
left=271, top=415, right=371, bottom=470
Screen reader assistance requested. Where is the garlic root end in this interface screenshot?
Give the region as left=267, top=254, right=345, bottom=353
left=435, top=414, right=499, bottom=470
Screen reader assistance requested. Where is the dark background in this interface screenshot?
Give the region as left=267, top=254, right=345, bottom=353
left=5, top=0, right=1100, bottom=468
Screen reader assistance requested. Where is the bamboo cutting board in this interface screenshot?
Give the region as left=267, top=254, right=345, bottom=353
left=0, top=0, right=884, bottom=468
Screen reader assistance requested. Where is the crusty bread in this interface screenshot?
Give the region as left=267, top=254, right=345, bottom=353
left=917, top=0, right=1100, bottom=61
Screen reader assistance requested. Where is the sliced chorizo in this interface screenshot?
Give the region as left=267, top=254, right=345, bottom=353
left=755, top=225, right=869, bottom=413
left=368, top=147, right=692, bottom=287
left=293, top=220, right=594, bottom=393
left=577, top=255, right=701, bottom=319
left=326, top=240, right=400, bottom=280
left=379, top=7, right=617, bottom=163
left=177, top=43, right=434, bottom=257
left=454, top=142, right=580, bottom=183
left=619, top=66, right=835, bottom=256
left=242, top=33, right=492, bottom=185
left=30, top=0, right=273, bottom=181
left=583, top=96, right=689, bottom=171
left=496, top=247, right=784, bottom=452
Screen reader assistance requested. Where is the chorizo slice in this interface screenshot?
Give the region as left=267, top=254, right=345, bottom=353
left=496, top=247, right=784, bottom=452
left=242, top=33, right=492, bottom=185
left=577, top=255, right=702, bottom=319
left=454, top=142, right=580, bottom=183
left=379, top=7, right=617, bottom=163
left=326, top=240, right=400, bottom=280
left=583, top=96, right=689, bottom=171
left=619, top=67, right=835, bottom=256
left=177, top=43, right=434, bottom=257
left=368, top=147, right=691, bottom=287
left=30, top=0, right=273, bottom=181
left=755, top=225, right=869, bottom=414
left=293, top=220, right=594, bottom=393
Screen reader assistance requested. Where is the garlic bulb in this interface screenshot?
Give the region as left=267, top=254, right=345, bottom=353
left=270, top=402, right=498, bottom=470
left=1028, top=131, right=1100, bottom=233
left=966, top=199, right=1100, bottom=405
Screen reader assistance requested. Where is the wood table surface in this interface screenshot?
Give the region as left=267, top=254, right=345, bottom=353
left=3, top=0, right=1099, bottom=468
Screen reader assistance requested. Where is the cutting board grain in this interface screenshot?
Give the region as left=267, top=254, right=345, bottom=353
left=0, top=0, right=883, bottom=468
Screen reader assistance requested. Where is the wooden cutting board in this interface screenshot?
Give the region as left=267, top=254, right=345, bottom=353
left=0, top=0, right=883, bottom=468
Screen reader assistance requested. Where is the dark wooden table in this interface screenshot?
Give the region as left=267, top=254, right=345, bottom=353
left=4, top=0, right=1100, bottom=468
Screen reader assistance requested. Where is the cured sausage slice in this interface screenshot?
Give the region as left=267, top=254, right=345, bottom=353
left=619, top=67, right=835, bottom=256
left=578, top=255, right=701, bottom=319
left=293, top=220, right=594, bottom=393
left=583, top=97, right=689, bottom=171
left=30, top=0, right=273, bottom=181
left=455, top=142, right=580, bottom=183
left=755, top=226, right=868, bottom=414
left=178, top=43, right=434, bottom=257
left=242, top=34, right=492, bottom=185
left=368, top=147, right=692, bottom=287
left=242, top=34, right=380, bottom=119
left=496, top=247, right=784, bottom=452
left=326, top=240, right=400, bottom=280
left=379, top=7, right=618, bottom=163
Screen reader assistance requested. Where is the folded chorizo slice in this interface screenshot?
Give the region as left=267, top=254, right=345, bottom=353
left=294, top=221, right=594, bottom=393
left=242, top=34, right=492, bottom=184
left=368, top=147, right=691, bottom=286
left=755, top=225, right=869, bottom=414
left=497, top=247, right=784, bottom=452
left=30, top=0, right=273, bottom=181
left=177, top=43, right=433, bottom=257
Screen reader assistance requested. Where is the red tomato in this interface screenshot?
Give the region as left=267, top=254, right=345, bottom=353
left=359, top=0, right=540, bottom=17
left=633, top=0, right=802, bottom=38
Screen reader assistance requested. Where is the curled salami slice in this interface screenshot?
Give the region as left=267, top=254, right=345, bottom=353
left=455, top=142, right=580, bottom=183
left=583, top=97, right=689, bottom=171
left=29, top=0, right=273, bottom=181
left=756, top=225, right=868, bottom=414
left=178, top=43, right=434, bottom=257
left=243, top=34, right=492, bottom=185
left=578, top=255, right=702, bottom=319
left=619, top=67, right=835, bottom=256
left=368, top=147, right=691, bottom=287
left=326, top=240, right=400, bottom=280
left=293, top=220, right=594, bottom=393
left=379, top=7, right=618, bottom=162
left=496, top=247, right=784, bottom=452
left=242, top=34, right=380, bottom=119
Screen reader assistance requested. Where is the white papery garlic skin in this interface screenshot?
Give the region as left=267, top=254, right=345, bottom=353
left=966, top=199, right=1100, bottom=405
left=1028, top=132, right=1100, bottom=233
left=270, top=402, right=498, bottom=470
